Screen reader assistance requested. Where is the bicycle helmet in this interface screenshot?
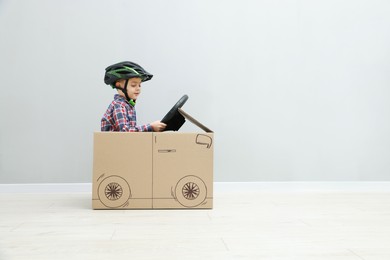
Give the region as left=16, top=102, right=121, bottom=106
left=104, top=61, right=153, bottom=87
left=104, top=61, right=153, bottom=105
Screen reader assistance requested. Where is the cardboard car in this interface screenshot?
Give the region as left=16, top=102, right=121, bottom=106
left=92, top=97, right=214, bottom=209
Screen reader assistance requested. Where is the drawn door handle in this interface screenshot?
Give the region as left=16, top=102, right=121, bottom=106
left=158, top=149, right=176, bottom=153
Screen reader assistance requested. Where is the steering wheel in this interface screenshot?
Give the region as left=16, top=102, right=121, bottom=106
left=161, top=95, right=189, bottom=131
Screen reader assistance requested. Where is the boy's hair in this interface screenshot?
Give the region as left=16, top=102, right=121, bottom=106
left=104, top=61, right=153, bottom=88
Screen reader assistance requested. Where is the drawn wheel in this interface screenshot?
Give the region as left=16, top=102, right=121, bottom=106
left=175, top=175, right=207, bottom=207
left=98, top=176, right=131, bottom=208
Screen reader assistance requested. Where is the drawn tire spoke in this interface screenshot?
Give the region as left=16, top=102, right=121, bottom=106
left=182, top=182, right=200, bottom=200
left=105, top=182, right=123, bottom=201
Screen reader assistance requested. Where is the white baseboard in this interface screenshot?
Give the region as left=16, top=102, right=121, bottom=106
left=0, top=183, right=92, bottom=193
left=214, top=181, right=390, bottom=193
left=1, top=182, right=390, bottom=193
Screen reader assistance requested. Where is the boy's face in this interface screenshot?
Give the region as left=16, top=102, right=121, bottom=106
left=117, top=77, right=142, bottom=100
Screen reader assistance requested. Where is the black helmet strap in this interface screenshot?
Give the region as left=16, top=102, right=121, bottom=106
left=122, top=79, right=130, bottom=102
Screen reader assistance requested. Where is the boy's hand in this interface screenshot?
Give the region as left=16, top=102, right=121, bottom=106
left=151, top=121, right=167, bottom=132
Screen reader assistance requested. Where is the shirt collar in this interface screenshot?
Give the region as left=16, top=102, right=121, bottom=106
left=114, top=94, right=133, bottom=106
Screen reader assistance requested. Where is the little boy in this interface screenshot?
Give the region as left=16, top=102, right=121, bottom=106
left=101, top=61, right=166, bottom=132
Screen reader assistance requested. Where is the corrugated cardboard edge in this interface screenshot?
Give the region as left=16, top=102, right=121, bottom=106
left=178, top=108, right=213, bottom=133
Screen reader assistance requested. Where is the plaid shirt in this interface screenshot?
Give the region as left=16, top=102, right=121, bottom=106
left=101, top=94, right=153, bottom=132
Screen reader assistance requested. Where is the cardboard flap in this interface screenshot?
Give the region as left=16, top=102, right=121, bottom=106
left=178, top=108, right=213, bottom=133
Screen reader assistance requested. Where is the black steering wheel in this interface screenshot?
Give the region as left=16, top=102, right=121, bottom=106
left=161, top=95, right=189, bottom=131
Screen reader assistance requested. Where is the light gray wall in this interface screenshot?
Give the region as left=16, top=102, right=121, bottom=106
left=1, top=0, right=390, bottom=183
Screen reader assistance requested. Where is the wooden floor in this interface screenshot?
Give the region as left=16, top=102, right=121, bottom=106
left=1, top=185, right=390, bottom=260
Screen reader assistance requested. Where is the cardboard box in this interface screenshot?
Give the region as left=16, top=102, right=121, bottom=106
left=92, top=108, right=213, bottom=209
